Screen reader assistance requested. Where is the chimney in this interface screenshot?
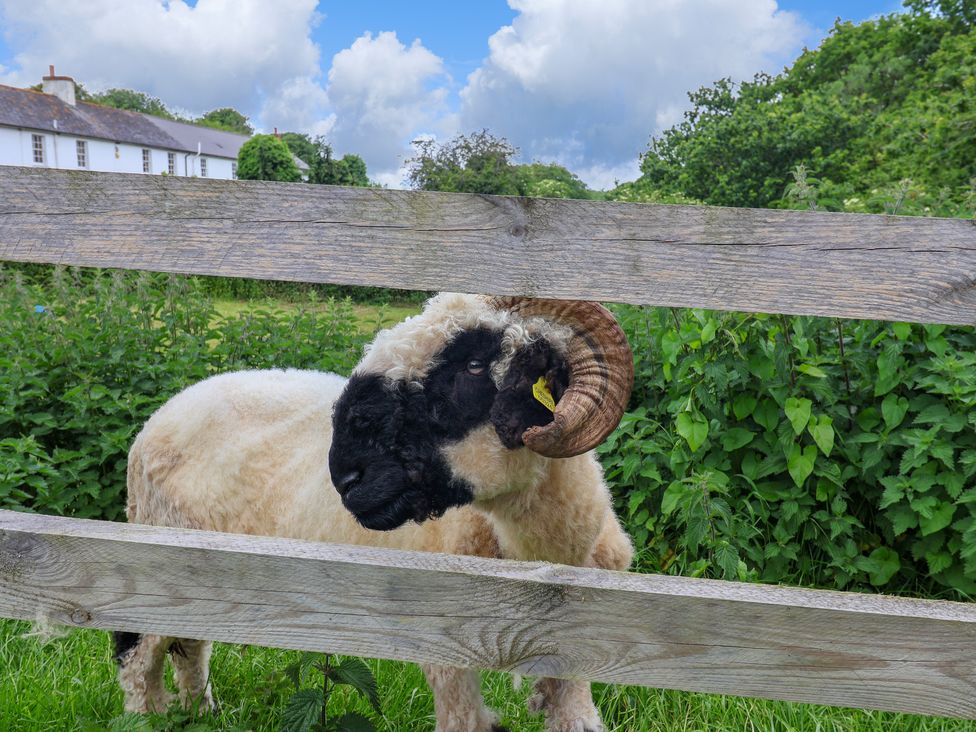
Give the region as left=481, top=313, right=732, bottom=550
left=42, top=65, right=77, bottom=106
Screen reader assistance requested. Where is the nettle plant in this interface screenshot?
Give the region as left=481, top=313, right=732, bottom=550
left=0, top=265, right=365, bottom=521
left=275, top=654, right=382, bottom=732
left=599, top=305, right=976, bottom=598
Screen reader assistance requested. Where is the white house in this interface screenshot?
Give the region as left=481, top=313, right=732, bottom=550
left=0, top=67, right=308, bottom=179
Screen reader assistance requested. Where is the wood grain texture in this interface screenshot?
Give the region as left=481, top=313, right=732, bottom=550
left=1, top=166, right=975, bottom=324
left=1, top=510, right=975, bottom=718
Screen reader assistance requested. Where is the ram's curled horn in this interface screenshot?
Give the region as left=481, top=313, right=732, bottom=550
left=486, top=296, right=634, bottom=458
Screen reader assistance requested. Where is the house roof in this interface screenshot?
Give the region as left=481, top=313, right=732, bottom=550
left=149, top=115, right=309, bottom=170
left=0, top=84, right=184, bottom=151
left=0, top=84, right=308, bottom=168
left=148, top=115, right=249, bottom=159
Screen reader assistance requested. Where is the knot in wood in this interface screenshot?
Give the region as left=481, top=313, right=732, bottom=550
left=509, top=223, right=527, bottom=238
left=0, top=532, right=34, bottom=581
left=69, top=606, right=93, bottom=625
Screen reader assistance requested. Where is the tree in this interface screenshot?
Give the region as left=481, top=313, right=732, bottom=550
left=280, top=133, right=371, bottom=186
left=631, top=6, right=976, bottom=215
left=517, top=162, right=590, bottom=199
left=90, top=88, right=176, bottom=119
left=904, top=0, right=975, bottom=30
left=407, top=131, right=525, bottom=195
left=197, top=108, right=253, bottom=135
left=236, top=134, right=301, bottom=182
left=279, top=132, right=322, bottom=173
left=330, top=154, right=370, bottom=187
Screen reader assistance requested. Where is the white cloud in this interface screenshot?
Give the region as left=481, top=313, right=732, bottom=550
left=0, top=0, right=812, bottom=187
left=0, top=2, right=452, bottom=183
left=0, top=0, right=322, bottom=118
left=325, top=31, right=450, bottom=180
left=460, top=0, right=808, bottom=187
left=259, top=75, right=334, bottom=138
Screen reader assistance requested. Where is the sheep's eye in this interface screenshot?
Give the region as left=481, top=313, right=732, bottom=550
left=466, top=359, right=487, bottom=376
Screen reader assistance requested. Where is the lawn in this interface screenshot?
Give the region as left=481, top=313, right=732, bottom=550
left=1, top=618, right=970, bottom=731
left=212, top=298, right=420, bottom=335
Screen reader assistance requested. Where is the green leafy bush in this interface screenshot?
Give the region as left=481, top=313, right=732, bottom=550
left=237, top=134, right=302, bottom=183
left=0, top=266, right=365, bottom=520
left=599, top=306, right=976, bottom=598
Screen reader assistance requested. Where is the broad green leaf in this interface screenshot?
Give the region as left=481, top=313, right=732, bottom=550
left=784, top=397, right=812, bottom=435
left=879, top=477, right=906, bottom=508
left=753, top=399, right=779, bottom=432
left=891, top=322, right=912, bottom=340
left=700, top=319, right=717, bottom=344
left=333, top=712, right=377, bottom=732
left=815, top=478, right=835, bottom=502
left=919, top=503, right=955, bottom=536
left=721, top=427, right=755, bottom=451
left=284, top=652, right=318, bottom=690
left=856, top=406, right=881, bottom=432
left=862, top=547, right=901, bottom=586
left=926, top=335, right=948, bottom=357
left=941, top=471, right=964, bottom=499
left=926, top=550, right=953, bottom=575
left=874, top=351, right=901, bottom=396
left=732, top=393, right=758, bottom=420
left=786, top=444, right=817, bottom=487
left=714, top=542, right=740, bottom=579
left=881, top=394, right=909, bottom=429
left=808, top=415, right=834, bottom=457
left=676, top=412, right=708, bottom=452
left=886, top=504, right=918, bottom=534
left=280, top=689, right=324, bottom=732
left=333, top=657, right=381, bottom=712
left=661, top=481, right=685, bottom=516
left=106, top=715, right=155, bottom=732
left=914, top=404, right=949, bottom=424
left=797, top=364, right=827, bottom=378
left=660, top=330, right=681, bottom=365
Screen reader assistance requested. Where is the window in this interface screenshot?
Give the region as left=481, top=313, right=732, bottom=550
left=231, top=161, right=237, bottom=179
left=32, top=134, right=45, bottom=164
left=142, top=148, right=152, bottom=174
left=200, top=157, right=208, bottom=177
left=167, top=152, right=176, bottom=175
left=76, top=140, right=88, bottom=168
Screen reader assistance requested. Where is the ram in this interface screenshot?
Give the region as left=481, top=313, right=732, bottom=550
left=118, top=293, right=634, bottom=732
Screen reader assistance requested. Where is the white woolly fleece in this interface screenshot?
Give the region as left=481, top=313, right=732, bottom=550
left=122, top=294, right=632, bottom=731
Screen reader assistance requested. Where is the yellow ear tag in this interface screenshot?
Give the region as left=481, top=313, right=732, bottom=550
left=532, top=376, right=556, bottom=412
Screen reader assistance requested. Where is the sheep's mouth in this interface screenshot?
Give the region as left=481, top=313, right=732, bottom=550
left=341, top=472, right=475, bottom=532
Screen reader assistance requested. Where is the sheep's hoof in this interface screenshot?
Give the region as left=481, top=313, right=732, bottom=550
left=491, top=725, right=510, bottom=732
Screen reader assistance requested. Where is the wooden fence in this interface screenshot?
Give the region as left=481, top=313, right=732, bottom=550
left=1, top=166, right=976, bottom=720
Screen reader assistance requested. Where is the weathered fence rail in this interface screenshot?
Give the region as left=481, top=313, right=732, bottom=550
left=2, top=166, right=975, bottom=324
left=3, top=511, right=976, bottom=718
left=2, top=165, right=976, bottom=720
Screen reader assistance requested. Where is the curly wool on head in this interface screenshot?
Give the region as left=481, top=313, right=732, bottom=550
left=116, top=292, right=634, bottom=732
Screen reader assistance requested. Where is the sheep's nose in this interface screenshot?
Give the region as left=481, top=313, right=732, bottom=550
left=334, top=469, right=362, bottom=497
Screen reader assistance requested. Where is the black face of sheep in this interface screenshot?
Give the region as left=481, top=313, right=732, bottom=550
left=329, top=327, right=569, bottom=531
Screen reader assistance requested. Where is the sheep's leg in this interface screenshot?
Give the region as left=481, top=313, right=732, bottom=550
left=528, top=516, right=632, bottom=732
left=170, top=638, right=216, bottom=712
left=114, top=632, right=176, bottom=713
left=421, top=664, right=508, bottom=732
left=528, top=678, right=603, bottom=732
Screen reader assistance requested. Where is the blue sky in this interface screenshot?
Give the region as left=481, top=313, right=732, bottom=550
left=0, top=1, right=905, bottom=187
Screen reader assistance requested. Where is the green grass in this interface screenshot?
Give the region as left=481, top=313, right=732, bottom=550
left=1, top=619, right=971, bottom=731
left=211, top=298, right=420, bottom=335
